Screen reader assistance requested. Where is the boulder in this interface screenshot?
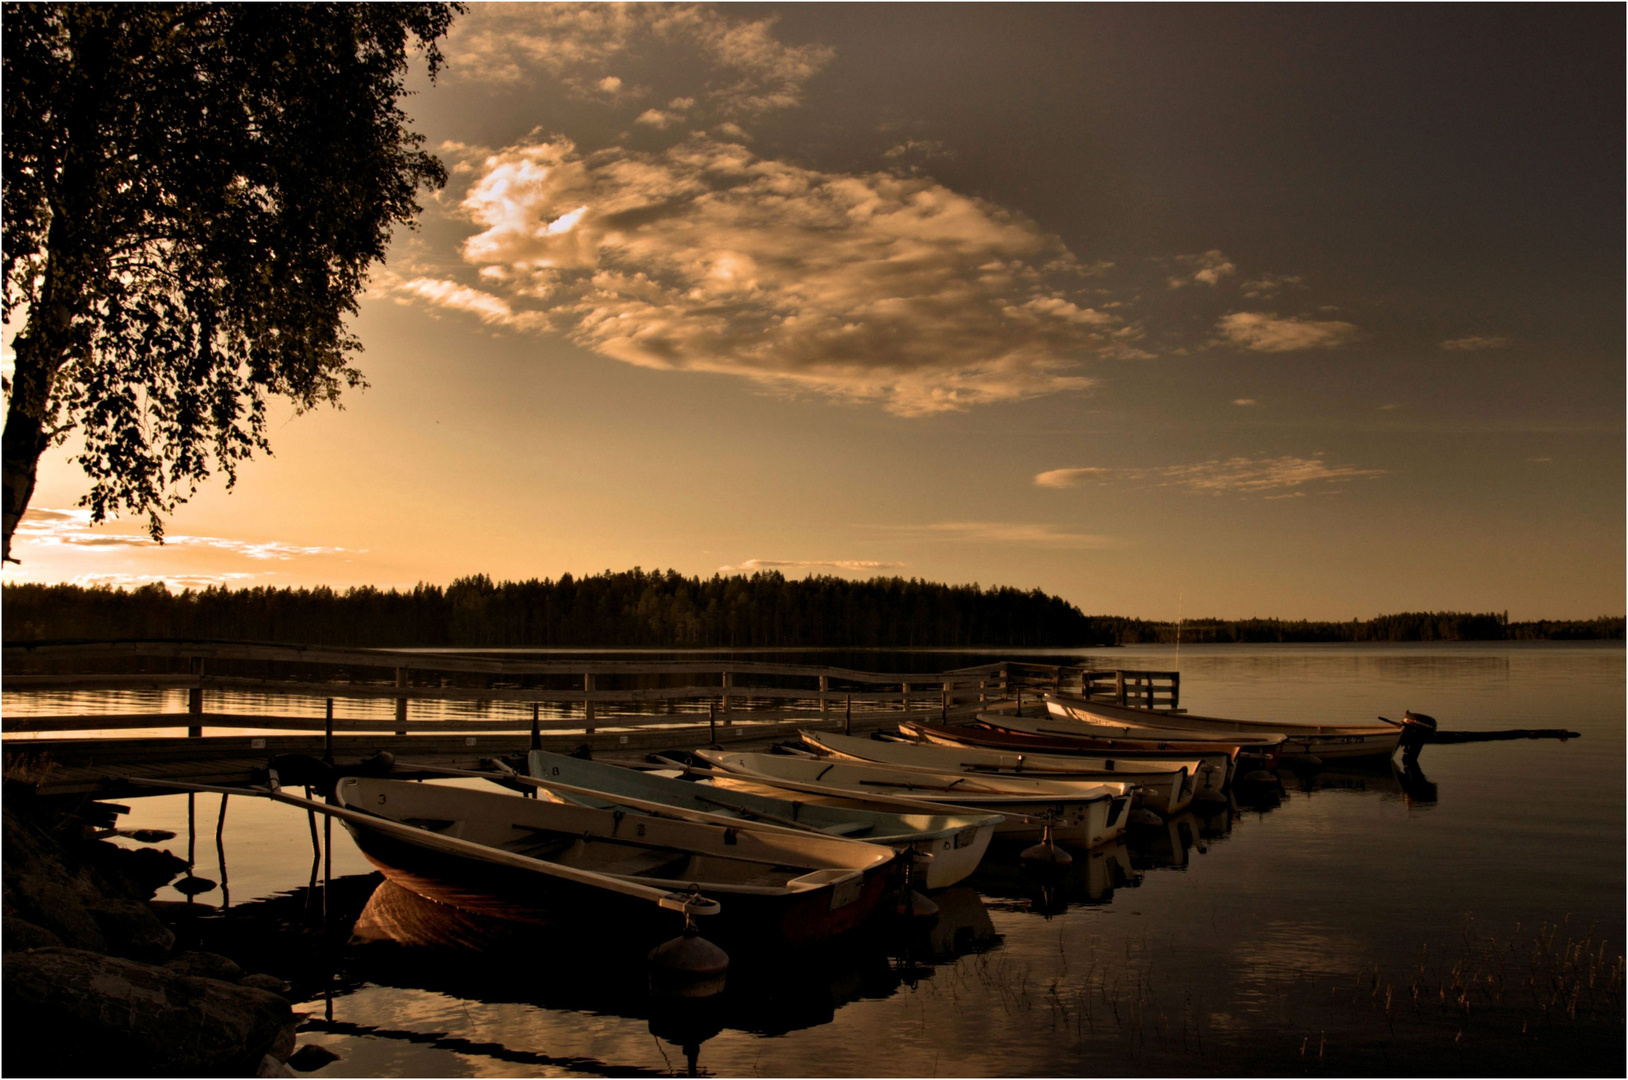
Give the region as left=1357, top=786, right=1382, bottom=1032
left=164, top=950, right=245, bottom=982
left=2, top=810, right=174, bottom=962
left=3, top=947, right=295, bottom=1076
left=2, top=916, right=64, bottom=953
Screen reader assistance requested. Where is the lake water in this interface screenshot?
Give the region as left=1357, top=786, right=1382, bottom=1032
left=76, top=642, right=1625, bottom=1075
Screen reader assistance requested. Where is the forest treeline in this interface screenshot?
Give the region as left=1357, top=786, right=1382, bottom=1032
left=2, top=572, right=1621, bottom=648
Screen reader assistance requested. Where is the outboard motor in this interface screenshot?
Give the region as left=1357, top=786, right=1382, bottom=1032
left=1398, top=710, right=1438, bottom=760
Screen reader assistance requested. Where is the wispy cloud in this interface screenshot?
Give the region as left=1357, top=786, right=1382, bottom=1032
left=1167, top=249, right=1236, bottom=289
left=1034, top=467, right=1111, bottom=489
left=442, top=4, right=834, bottom=117
left=12, top=508, right=356, bottom=561
left=866, top=522, right=1116, bottom=548
left=717, top=558, right=907, bottom=574
left=1240, top=273, right=1304, bottom=299
left=1440, top=334, right=1512, bottom=351
left=393, top=277, right=552, bottom=331
left=1214, top=311, right=1358, bottom=352
left=67, top=572, right=258, bottom=590
left=401, top=134, right=1142, bottom=416
left=1233, top=398, right=1261, bottom=407
left=1034, top=455, right=1386, bottom=495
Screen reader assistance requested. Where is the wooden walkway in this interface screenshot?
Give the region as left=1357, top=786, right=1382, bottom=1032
left=2, top=642, right=1180, bottom=803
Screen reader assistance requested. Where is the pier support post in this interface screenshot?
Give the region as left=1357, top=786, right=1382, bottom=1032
left=901, top=681, right=910, bottom=714
left=1116, top=670, right=1126, bottom=706
left=720, top=672, right=732, bottom=726
left=187, top=657, right=203, bottom=738
left=584, top=673, right=596, bottom=735
left=1171, top=671, right=1180, bottom=711
left=819, top=675, right=829, bottom=717
left=394, top=667, right=408, bottom=735
left=323, top=699, right=334, bottom=765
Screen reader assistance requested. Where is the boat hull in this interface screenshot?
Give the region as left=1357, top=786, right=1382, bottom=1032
left=527, top=749, right=1001, bottom=890
left=333, top=777, right=895, bottom=948
left=1046, top=695, right=1402, bottom=762
left=803, top=730, right=1197, bottom=816
left=694, top=752, right=1134, bottom=848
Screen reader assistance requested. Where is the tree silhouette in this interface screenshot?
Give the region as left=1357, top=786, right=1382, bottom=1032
left=1, top=3, right=460, bottom=561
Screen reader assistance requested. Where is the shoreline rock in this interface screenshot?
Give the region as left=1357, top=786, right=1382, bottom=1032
left=2, top=806, right=302, bottom=1076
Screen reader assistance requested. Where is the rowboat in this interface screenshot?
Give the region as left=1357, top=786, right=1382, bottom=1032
left=332, top=776, right=896, bottom=946
left=691, top=749, right=1134, bottom=848
left=900, top=718, right=1238, bottom=797
left=525, top=749, right=1003, bottom=890
left=1045, top=693, right=1403, bottom=762
left=800, top=730, right=1198, bottom=816
left=973, top=710, right=1288, bottom=767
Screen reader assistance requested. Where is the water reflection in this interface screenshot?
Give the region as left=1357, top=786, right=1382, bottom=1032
left=243, top=875, right=1009, bottom=1075
left=971, top=842, right=1141, bottom=916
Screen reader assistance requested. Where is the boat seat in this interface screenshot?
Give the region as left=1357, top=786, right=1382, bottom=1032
left=595, top=848, right=694, bottom=879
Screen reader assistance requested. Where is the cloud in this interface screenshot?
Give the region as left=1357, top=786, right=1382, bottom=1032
left=442, top=4, right=834, bottom=117
left=393, top=277, right=552, bottom=331
left=1214, top=311, right=1357, bottom=352
left=1440, top=334, right=1512, bottom=351
left=1167, top=250, right=1236, bottom=289
left=1241, top=273, right=1304, bottom=299
left=401, top=134, right=1140, bottom=416
left=1037, top=455, right=1385, bottom=496
left=867, top=522, right=1115, bottom=548
left=1033, top=467, right=1112, bottom=489
left=1233, top=398, right=1260, bottom=407
left=883, top=138, right=951, bottom=163
left=717, top=558, right=907, bottom=574
left=67, top=572, right=258, bottom=590
left=12, top=508, right=355, bottom=561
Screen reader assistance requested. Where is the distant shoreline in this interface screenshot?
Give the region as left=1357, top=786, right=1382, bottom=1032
left=4, top=575, right=1621, bottom=648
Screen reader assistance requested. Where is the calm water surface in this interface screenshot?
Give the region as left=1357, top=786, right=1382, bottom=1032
left=88, top=643, right=1624, bottom=1075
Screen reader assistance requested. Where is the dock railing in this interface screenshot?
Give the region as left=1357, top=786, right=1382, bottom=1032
left=1, top=642, right=1178, bottom=797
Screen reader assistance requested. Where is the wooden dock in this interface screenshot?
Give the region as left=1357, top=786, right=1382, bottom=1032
left=2, top=641, right=1180, bottom=802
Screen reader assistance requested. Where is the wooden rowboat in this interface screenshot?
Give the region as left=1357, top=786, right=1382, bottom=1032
left=801, top=730, right=1199, bottom=816
left=526, top=749, right=1003, bottom=890
left=973, top=710, right=1287, bottom=768
left=332, top=776, right=896, bottom=947
left=692, top=749, right=1134, bottom=848
left=1045, top=693, right=1403, bottom=762
left=899, top=718, right=1237, bottom=797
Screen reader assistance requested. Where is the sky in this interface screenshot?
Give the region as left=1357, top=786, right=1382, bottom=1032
left=4, top=4, right=1623, bottom=620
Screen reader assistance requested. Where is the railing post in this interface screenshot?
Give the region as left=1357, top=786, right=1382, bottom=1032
left=845, top=695, right=852, bottom=736
left=1116, top=670, right=1126, bottom=706
left=584, top=672, right=596, bottom=735
left=709, top=702, right=717, bottom=743
left=901, top=681, right=910, bottom=713
left=323, top=698, right=334, bottom=765
left=942, top=681, right=951, bottom=720
left=187, top=656, right=203, bottom=738
left=819, top=675, right=829, bottom=716
left=1171, top=671, right=1180, bottom=711
left=721, top=671, right=732, bottom=725
left=394, top=667, right=408, bottom=736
